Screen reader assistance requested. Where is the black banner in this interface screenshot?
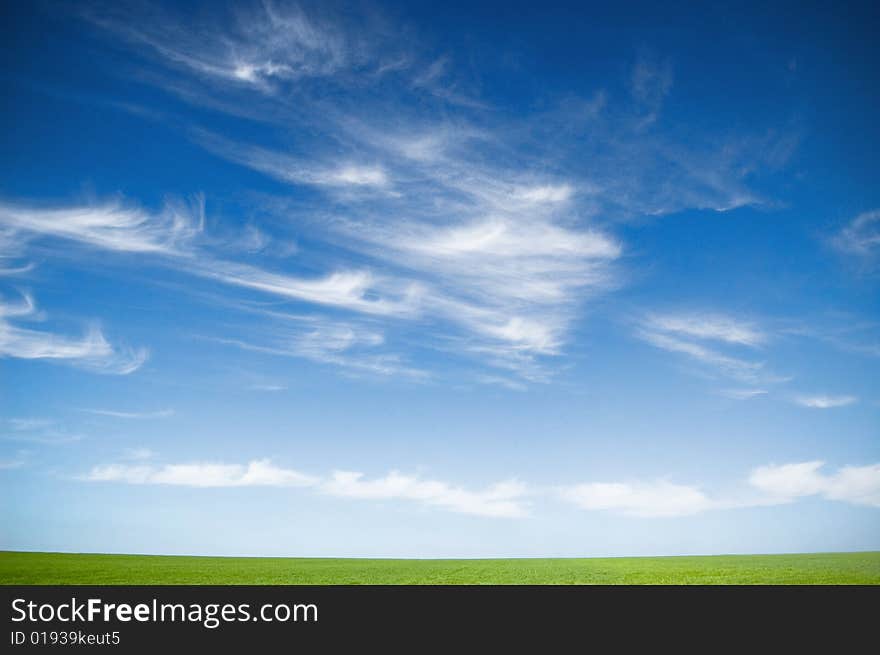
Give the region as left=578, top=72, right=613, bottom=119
left=2, top=585, right=877, bottom=651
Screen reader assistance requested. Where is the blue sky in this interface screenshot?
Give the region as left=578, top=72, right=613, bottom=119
left=1, top=0, right=878, bottom=557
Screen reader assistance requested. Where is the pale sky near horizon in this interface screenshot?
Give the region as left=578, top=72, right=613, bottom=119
left=1, top=0, right=878, bottom=557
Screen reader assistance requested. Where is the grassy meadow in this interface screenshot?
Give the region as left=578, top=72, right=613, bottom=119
left=2, top=550, right=879, bottom=584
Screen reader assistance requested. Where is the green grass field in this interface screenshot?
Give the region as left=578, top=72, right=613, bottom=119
left=2, top=551, right=879, bottom=584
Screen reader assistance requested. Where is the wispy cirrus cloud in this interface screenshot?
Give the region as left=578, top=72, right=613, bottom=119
left=792, top=395, right=857, bottom=409
left=3, top=416, right=83, bottom=445
left=778, top=316, right=880, bottom=360
left=302, top=139, right=623, bottom=376
left=832, top=209, right=880, bottom=260
left=0, top=293, right=147, bottom=375
left=719, top=388, right=768, bottom=400
left=3, top=432, right=83, bottom=445
left=349, top=213, right=620, bottom=357
left=194, top=131, right=392, bottom=191
left=248, top=383, right=287, bottom=392
left=189, top=259, right=420, bottom=318
left=629, top=52, right=673, bottom=127
left=636, top=325, right=764, bottom=381
left=0, top=194, right=428, bottom=381
left=123, top=448, right=156, bottom=461
left=213, top=319, right=427, bottom=380
left=80, top=1, right=379, bottom=93
left=410, top=56, right=487, bottom=109
left=80, top=408, right=175, bottom=419
left=476, top=375, right=528, bottom=392
left=635, top=311, right=780, bottom=384
left=0, top=195, right=204, bottom=255
left=0, top=262, right=35, bottom=277
left=0, top=195, right=419, bottom=314
left=0, top=186, right=614, bottom=381
left=643, top=312, right=765, bottom=346
left=80, top=0, right=796, bottom=226
left=193, top=111, right=622, bottom=374
left=0, top=450, right=28, bottom=470
left=7, top=418, right=55, bottom=432
left=8, top=2, right=801, bottom=387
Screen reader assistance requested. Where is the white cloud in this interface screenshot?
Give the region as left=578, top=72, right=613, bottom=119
left=195, top=133, right=391, bottom=191
left=81, top=408, right=174, bottom=419
left=328, top=165, right=389, bottom=187
left=185, top=102, right=625, bottom=384
left=560, top=480, right=713, bottom=518
left=629, top=54, right=673, bottom=121
left=832, top=209, right=880, bottom=258
left=398, top=218, right=618, bottom=261
left=321, top=470, right=529, bottom=518
left=214, top=319, right=427, bottom=380
left=192, top=260, right=418, bottom=317
left=749, top=461, right=880, bottom=507
left=644, top=312, right=764, bottom=346
left=828, top=465, right=880, bottom=506
left=0, top=196, right=203, bottom=255
left=410, top=56, right=487, bottom=108
left=0, top=294, right=147, bottom=375
left=326, top=178, right=621, bottom=377
left=476, top=375, right=528, bottom=392
left=780, top=318, right=880, bottom=360
left=0, top=451, right=27, bottom=470
left=562, top=459, right=880, bottom=517
left=636, top=328, right=763, bottom=380
left=748, top=461, right=828, bottom=498
left=4, top=4, right=802, bottom=385
left=123, top=448, right=156, bottom=461
left=513, top=184, right=574, bottom=204
left=0, top=194, right=430, bottom=381
left=720, top=388, right=768, bottom=400
left=85, top=0, right=793, bottom=224
left=83, top=457, right=527, bottom=517
left=635, top=311, right=778, bottom=384
left=82, top=2, right=368, bottom=92
left=0, top=197, right=420, bottom=319
left=81, top=457, right=880, bottom=516
left=7, top=418, right=55, bottom=431
left=793, top=395, right=857, bottom=409
left=0, top=262, right=34, bottom=276
left=3, top=429, right=82, bottom=445
left=86, top=459, right=317, bottom=488
left=249, top=383, right=287, bottom=392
